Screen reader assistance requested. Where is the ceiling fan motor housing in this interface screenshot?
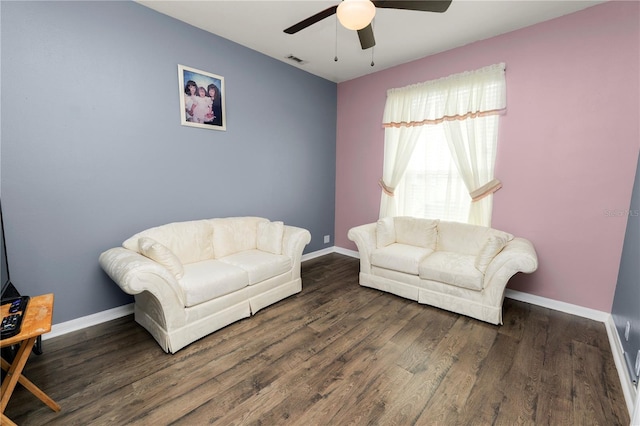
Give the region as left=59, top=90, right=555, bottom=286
left=337, top=0, right=376, bottom=31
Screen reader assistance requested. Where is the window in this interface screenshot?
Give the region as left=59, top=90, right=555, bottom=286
left=397, top=124, right=470, bottom=222
left=396, top=114, right=499, bottom=223
left=379, top=64, right=505, bottom=226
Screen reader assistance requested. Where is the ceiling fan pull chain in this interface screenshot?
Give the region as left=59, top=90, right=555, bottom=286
left=370, top=18, right=375, bottom=67
left=334, top=15, right=339, bottom=62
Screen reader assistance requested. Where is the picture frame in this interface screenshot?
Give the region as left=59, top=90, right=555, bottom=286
left=178, top=64, right=226, bottom=131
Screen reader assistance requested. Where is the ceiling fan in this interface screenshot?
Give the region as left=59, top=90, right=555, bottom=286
left=284, top=0, right=453, bottom=50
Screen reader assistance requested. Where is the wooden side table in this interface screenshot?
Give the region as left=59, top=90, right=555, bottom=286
left=1, top=293, right=60, bottom=425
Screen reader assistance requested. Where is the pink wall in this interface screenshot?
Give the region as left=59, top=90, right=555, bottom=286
left=335, top=1, right=640, bottom=313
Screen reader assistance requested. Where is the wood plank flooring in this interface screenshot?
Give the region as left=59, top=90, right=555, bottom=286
left=2, top=253, right=630, bottom=425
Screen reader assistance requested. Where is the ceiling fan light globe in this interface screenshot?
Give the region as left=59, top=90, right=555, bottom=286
left=337, top=0, right=376, bottom=31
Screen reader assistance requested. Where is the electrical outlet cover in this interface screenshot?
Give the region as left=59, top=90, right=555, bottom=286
left=625, top=321, right=631, bottom=341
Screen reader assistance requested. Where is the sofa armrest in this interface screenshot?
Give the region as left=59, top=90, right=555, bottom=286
left=99, top=247, right=186, bottom=308
left=482, top=237, right=538, bottom=301
left=282, top=225, right=312, bottom=279
left=347, top=223, right=377, bottom=274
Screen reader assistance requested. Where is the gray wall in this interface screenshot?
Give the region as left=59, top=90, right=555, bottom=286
left=0, top=1, right=337, bottom=323
left=612, top=152, right=640, bottom=386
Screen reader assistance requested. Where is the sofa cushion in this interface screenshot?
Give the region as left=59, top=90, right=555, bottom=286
left=212, top=217, right=266, bottom=258
left=394, top=217, right=438, bottom=249
left=371, top=243, right=434, bottom=275
left=219, top=249, right=292, bottom=285
left=475, top=233, right=511, bottom=273
left=376, top=217, right=396, bottom=248
left=123, top=220, right=214, bottom=264
left=138, top=237, right=184, bottom=280
left=180, top=260, right=249, bottom=307
left=257, top=221, right=284, bottom=255
left=419, top=251, right=484, bottom=291
left=437, top=221, right=513, bottom=256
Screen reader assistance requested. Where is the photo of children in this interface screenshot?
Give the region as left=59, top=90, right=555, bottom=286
left=179, top=65, right=225, bottom=131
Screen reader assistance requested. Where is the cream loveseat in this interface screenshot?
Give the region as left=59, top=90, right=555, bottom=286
left=347, top=217, right=538, bottom=325
left=99, top=217, right=311, bottom=353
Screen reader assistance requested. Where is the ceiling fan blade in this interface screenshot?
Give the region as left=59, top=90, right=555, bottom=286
left=357, top=24, right=376, bottom=50
left=284, top=5, right=338, bottom=34
left=372, top=0, right=452, bottom=13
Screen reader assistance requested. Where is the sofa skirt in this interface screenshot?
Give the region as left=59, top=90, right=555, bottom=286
left=359, top=272, right=503, bottom=325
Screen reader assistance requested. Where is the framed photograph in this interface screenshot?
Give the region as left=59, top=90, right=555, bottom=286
left=178, top=64, right=226, bottom=131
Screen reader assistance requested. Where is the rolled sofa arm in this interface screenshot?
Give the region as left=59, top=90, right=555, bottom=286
left=347, top=223, right=377, bottom=274
left=282, top=225, right=312, bottom=279
left=483, top=237, right=539, bottom=301
left=99, top=247, right=186, bottom=308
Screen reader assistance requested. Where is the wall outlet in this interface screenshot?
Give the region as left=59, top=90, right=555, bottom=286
left=324, top=235, right=330, bottom=244
left=625, top=321, right=631, bottom=341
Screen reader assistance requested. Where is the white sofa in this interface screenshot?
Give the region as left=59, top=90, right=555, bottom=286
left=99, top=217, right=311, bottom=353
left=347, top=217, right=538, bottom=325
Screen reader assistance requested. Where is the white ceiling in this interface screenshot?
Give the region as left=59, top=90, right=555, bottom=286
left=137, top=0, right=604, bottom=83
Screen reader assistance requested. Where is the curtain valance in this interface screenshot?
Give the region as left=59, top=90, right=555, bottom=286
left=382, top=63, right=506, bottom=128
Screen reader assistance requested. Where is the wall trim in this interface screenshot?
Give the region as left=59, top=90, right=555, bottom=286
left=503, top=289, right=610, bottom=323
left=43, top=246, right=638, bottom=417
left=301, top=247, right=335, bottom=262
left=334, top=246, right=359, bottom=258
left=45, top=303, right=134, bottom=340
left=605, top=314, right=638, bottom=418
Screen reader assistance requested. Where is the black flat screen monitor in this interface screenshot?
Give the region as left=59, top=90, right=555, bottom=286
left=0, top=200, right=11, bottom=299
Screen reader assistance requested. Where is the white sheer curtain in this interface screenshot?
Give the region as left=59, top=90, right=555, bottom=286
left=443, top=115, right=500, bottom=225
left=379, top=63, right=506, bottom=225
left=378, top=125, right=423, bottom=217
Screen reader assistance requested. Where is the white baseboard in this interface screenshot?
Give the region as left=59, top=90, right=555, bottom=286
left=44, top=303, right=134, bottom=341
left=301, top=247, right=335, bottom=261
left=605, top=315, right=638, bottom=417
left=334, top=246, right=359, bottom=258
left=43, top=245, right=638, bottom=418
left=504, top=289, right=610, bottom=323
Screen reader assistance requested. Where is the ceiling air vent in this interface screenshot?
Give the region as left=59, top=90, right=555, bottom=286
left=285, top=54, right=307, bottom=65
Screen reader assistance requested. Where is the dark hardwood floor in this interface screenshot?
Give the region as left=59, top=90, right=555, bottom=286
left=3, top=254, right=630, bottom=425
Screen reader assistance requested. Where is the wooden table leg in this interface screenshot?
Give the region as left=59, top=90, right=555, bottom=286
left=0, top=337, right=60, bottom=415
left=1, top=412, right=18, bottom=426
left=0, top=337, right=35, bottom=413
left=0, top=357, right=61, bottom=412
